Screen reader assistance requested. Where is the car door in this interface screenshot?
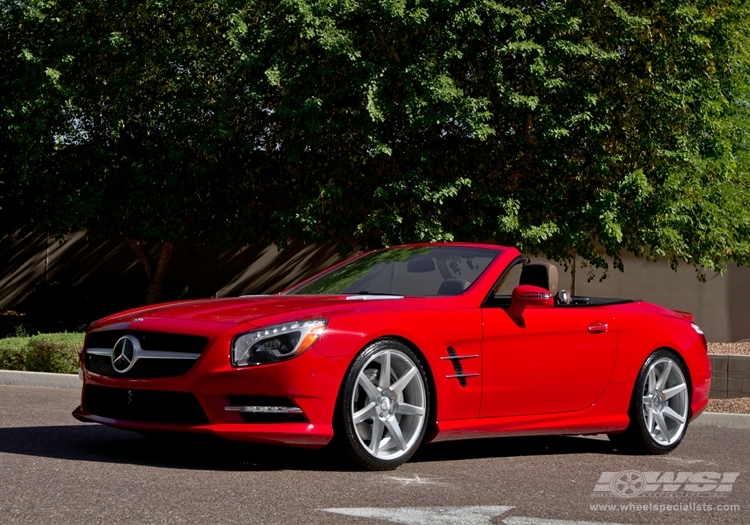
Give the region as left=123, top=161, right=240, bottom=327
left=480, top=304, right=617, bottom=418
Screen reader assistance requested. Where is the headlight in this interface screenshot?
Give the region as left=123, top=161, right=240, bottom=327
left=231, top=319, right=327, bottom=367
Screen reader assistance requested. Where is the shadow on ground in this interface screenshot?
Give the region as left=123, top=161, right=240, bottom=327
left=0, top=423, right=622, bottom=472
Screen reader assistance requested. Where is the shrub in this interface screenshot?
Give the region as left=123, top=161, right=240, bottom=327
left=23, top=333, right=84, bottom=374
left=0, top=336, right=29, bottom=371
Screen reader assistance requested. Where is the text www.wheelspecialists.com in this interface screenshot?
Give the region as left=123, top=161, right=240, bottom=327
left=590, top=502, right=740, bottom=513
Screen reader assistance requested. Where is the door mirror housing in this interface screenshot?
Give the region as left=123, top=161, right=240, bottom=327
left=509, top=284, right=554, bottom=318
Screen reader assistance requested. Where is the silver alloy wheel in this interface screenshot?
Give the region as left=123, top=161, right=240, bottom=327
left=641, top=357, right=689, bottom=445
left=351, top=348, right=427, bottom=460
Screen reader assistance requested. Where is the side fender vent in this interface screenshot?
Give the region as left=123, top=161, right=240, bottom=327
left=442, top=347, right=479, bottom=387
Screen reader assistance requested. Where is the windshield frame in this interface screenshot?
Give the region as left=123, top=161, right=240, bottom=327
left=282, top=244, right=504, bottom=297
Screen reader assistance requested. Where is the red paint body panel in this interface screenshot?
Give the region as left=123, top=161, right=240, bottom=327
left=602, top=302, right=711, bottom=420
left=481, top=307, right=617, bottom=417
left=75, top=243, right=711, bottom=452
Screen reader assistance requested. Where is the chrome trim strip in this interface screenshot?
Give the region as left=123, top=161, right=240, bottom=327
left=345, top=295, right=404, bottom=301
left=445, top=373, right=480, bottom=379
left=224, top=406, right=303, bottom=414
left=85, top=347, right=200, bottom=360
left=440, top=354, right=479, bottom=361
left=86, top=347, right=113, bottom=356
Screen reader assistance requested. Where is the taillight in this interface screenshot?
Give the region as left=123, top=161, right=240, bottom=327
left=691, top=323, right=707, bottom=349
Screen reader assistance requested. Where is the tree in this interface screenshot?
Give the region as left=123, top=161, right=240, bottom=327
left=1, top=0, right=274, bottom=303
left=235, top=0, right=750, bottom=278
left=2, top=0, right=749, bottom=305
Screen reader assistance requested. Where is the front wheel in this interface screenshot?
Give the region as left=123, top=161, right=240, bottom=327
left=609, top=349, right=691, bottom=454
left=336, top=339, right=430, bottom=470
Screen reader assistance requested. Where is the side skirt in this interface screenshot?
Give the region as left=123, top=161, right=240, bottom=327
left=429, top=382, right=632, bottom=443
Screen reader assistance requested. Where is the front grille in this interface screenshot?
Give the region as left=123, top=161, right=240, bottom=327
left=85, top=354, right=197, bottom=378
left=83, top=385, right=209, bottom=425
left=86, top=330, right=208, bottom=354
left=84, top=330, right=208, bottom=378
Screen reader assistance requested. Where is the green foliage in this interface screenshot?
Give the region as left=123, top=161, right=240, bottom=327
left=24, top=333, right=83, bottom=374
left=1, top=0, right=269, bottom=247
left=0, top=333, right=83, bottom=373
left=14, top=324, right=30, bottom=338
left=2, top=0, right=749, bottom=279
left=0, top=337, right=29, bottom=371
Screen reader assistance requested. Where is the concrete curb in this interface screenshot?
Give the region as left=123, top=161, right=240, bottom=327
left=691, top=412, right=750, bottom=429
left=0, top=370, right=81, bottom=389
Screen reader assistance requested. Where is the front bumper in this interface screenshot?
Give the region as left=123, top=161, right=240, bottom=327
left=75, top=339, right=351, bottom=449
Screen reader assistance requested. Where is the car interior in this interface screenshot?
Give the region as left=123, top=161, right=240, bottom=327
left=486, top=260, right=632, bottom=308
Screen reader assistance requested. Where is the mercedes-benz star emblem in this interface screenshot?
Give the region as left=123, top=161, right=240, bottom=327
left=111, top=335, right=139, bottom=374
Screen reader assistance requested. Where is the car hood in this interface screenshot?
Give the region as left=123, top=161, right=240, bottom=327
left=96, top=295, right=408, bottom=327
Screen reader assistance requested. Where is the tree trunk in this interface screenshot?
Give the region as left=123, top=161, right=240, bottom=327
left=571, top=253, right=577, bottom=297
left=126, top=238, right=175, bottom=305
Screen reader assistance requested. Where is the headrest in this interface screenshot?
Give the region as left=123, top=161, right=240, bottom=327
left=519, top=263, right=558, bottom=296
left=437, top=279, right=470, bottom=296
left=407, top=257, right=435, bottom=273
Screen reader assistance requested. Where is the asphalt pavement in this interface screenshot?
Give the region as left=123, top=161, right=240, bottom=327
left=0, top=384, right=747, bottom=525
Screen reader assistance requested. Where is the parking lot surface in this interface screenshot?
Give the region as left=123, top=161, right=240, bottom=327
left=0, top=385, right=747, bottom=524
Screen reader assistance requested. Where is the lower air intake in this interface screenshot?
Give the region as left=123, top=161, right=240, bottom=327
left=83, top=385, right=209, bottom=425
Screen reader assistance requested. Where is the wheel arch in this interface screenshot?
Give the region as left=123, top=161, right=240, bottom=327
left=626, top=346, right=694, bottom=424
left=331, top=334, right=439, bottom=443
left=653, top=346, right=694, bottom=419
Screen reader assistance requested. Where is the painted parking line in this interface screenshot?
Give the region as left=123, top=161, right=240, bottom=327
left=321, top=506, right=628, bottom=525
left=321, top=506, right=514, bottom=525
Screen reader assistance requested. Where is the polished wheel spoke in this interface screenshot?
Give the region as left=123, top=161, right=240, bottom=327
left=663, top=383, right=686, bottom=400
left=647, top=408, right=655, bottom=434
left=647, top=368, right=657, bottom=394
left=353, top=402, right=377, bottom=424
left=395, top=403, right=424, bottom=416
left=656, top=361, right=673, bottom=390
left=379, top=352, right=392, bottom=389
left=385, top=416, right=407, bottom=451
left=370, top=417, right=384, bottom=454
left=662, top=406, right=686, bottom=424
left=391, top=366, right=417, bottom=394
left=654, top=411, right=670, bottom=439
left=358, top=372, right=380, bottom=400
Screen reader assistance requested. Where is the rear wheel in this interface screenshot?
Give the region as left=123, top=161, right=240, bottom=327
left=336, top=339, right=429, bottom=470
left=609, top=350, right=690, bottom=454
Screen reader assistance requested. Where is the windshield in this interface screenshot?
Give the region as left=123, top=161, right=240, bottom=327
left=288, top=246, right=502, bottom=296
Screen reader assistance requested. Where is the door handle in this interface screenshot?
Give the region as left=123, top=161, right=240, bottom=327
left=587, top=322, right=609, bottom=334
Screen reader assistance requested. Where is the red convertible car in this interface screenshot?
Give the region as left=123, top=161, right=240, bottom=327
left=74, top=243, right=711, bottom=470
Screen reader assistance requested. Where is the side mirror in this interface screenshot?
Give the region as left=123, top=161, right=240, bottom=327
left=508, top=284, right=554, bottom=318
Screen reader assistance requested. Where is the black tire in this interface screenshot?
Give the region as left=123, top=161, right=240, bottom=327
left=137, top=430, right=173, bottom=440
left=608, top=349, right=691, bottom=454
left=335, top=339, right=430, bottom=471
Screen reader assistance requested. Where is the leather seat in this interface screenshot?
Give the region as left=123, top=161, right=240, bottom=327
left=519, top=263, right=558, bottom=296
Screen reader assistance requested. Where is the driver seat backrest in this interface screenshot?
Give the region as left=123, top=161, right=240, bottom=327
left=519, top=262, right=558, bottom=296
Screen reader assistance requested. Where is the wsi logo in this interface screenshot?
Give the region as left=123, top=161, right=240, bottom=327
left=594, top=471, right=740, bottom=497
